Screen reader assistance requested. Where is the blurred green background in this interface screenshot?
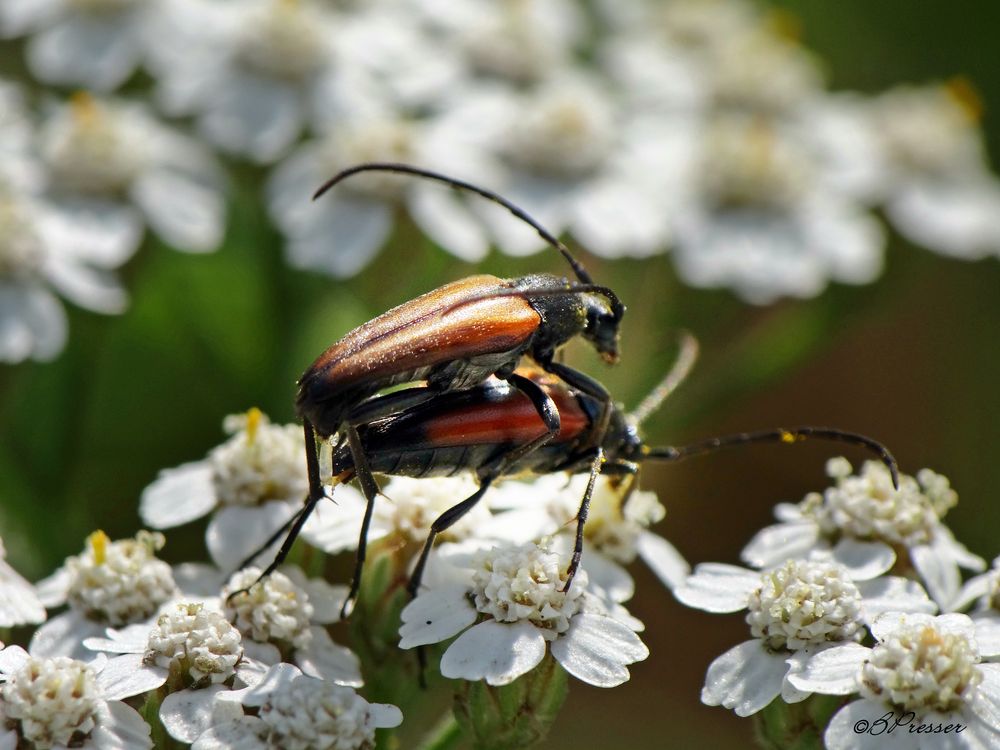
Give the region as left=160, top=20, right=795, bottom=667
left=1, top=1, right=999, bottom=748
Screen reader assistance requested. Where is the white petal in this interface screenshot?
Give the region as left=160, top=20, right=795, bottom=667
left=29, top=611, right=104, bottom=659
left=912, top=542, right=962, bottom=609
left=295, top=577, right=348, bottom=624
left=569, top=179, right=668, bottom=258
left=241, top=640, right=280, bottom=667
left=888, top=178, right=1000, bottom=260
left=42, top=258, right=127, bottom=314
left=824, top=700, right=914, bottom=750
left=409, top=182, right=489, bottom=262
left=132, top=170, right=224, bottom=253
left=786, top=641, right=869, bottom=694
left=27, top=16, right=140, bottom=91
left=369, top=703, right=404, bottom=729
left=700, top=640, right=786, bottom=717
left=829, top=538, right=897, bottom=580
left=44, top=199, right=142, bottom=268
left=0, top=283, right=67, bottom=362
left=295, top=627, right=363, bottom=687
left=83, top=622, right=152, bottom=654
left=0, top=645, right=29, bottom=673
left=173, top=563, right=229, bottom=599
left=300, top=487, right=370, bottom=554
left=206, top=501, right=300, bottom=571
left=973, top=614, right=1000, bottom=659
left=0, top=560, right=46, bottom=626
left=191, top=717, right=268, bottom=750
left=673, top=563, right=759, bottom=612
left=284, top=198, right=392, bottom=279
left=971, top=664, right=1000, bottom=732
left=440, top=620, right=546, bottom=686
left=201, top=73, right=302, bottom=163
left=97, top=654, right=167, bottom=701
left=550, top=613, right=648, bottom=688
left=398, top=585, right=477, bottom=648
left=0, top=0, right=63, bottom=36
left=91, top=700, right=153, bottom=750
left=139, top=462, right=217, bottom=529
left=952, top=573, right=994, bottom=613
left=741, top=521, right=820, bottom=568
left=575, top=549, right=633, bottom=603
left=636, top=531, right=690, bottom=590
left=229, top=662, right=303, bottom=707
left=34, top=564, right=72, bottom=607
left=857, top=577, right=937, bottom=621
left=160, top=686, right=242, bottom=743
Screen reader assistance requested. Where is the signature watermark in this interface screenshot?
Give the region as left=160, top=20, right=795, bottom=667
left=854, top=711, right=967, bottom=736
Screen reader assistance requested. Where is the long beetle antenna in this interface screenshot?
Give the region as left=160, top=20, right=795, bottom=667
left=629, top=332, right=699, bottom=427
left=312, top=161, right=594, bottom=285
left=643, top=427, right=900, bottom=489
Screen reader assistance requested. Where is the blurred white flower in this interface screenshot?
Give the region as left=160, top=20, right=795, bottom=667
left=417, top=0, right=588, bottom=86
left=83, top=601, right=259, bottom=743
left=149, top=0, right=343, bottom=162
left=674, top=558, right=934, bottom=717
left=31, top=530, right=178, bottom=659
left=140, top=408, right=307, bottom=571
left=873, top=82, right=1000, bottom=259
left=399, top=541, right=648, bottom=687
left=221, top=567, right=362, bottom=686
left=0, top=537, right=45, bottom=627
left=670, top=113, right=885, bottom=303
left=468, top=72, right=673, bottom=259
left=39, top=92, right=226, bottom=254
left=0, top=0, right=167, bottom=91
left=194, top=662, right=402, bottom=750
left=742, top=458, right=986, bottom=608
left=1, top=114, right=131, bottom=363
left=0, top=646, right=153, bottom=750
left=788, top=612, right=1000, bottom=750
left=267, top=98, right=495, bottom=276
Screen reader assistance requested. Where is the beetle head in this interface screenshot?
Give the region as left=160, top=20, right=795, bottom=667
left=583, top=290, right=625, bottom=364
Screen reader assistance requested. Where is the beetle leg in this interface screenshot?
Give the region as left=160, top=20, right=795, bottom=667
left=542, top=361, right=613, bottom=450
left=340, top=422, right=383, bottom=618
left=227, top=422, right=327, bottom=603
left=561, top=446, right=605, bottom=593
left=407, top=375, right=563, bottom=598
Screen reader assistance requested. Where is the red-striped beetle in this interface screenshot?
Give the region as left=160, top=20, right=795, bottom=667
left=240, top=335, right=899, bottom=614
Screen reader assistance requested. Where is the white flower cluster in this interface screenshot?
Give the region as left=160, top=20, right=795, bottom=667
left=3, top=0, right=1000, bottom=366
left=674, top=458, right=1000, bottom=749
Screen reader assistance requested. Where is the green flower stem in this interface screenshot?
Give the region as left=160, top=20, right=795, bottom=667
left=453, top=654, right=569, bottom=750
left=415, top=712, right=464, bottom=750
left=753, top=694, right=845, bottom=750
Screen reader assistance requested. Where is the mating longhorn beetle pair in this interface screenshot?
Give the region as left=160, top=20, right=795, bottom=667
left=230, top=162, right=899, bottom=617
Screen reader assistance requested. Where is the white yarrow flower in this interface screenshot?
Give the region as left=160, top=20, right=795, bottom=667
left=486, top=474, right=689, bottom=602
left=194, top=662, right=402, bottom=750
left=789, top=612, right=1000, bottom=749
left=39, top=93, right=226, bottom=254
left=742, top=458, right=986, bottom=608
left=0, top=645, right=152, bottom=749
left=399, top=541, right=648, bottom=687
left=149, top=0, right=342, bottom=163
left=951, top=556, right=1000, bottom=660
left=140, top=408, right=309, bottom=570
left=675, top=558, right=935, bottom=716
left=84, top=601, right=255, bottom=743
left=0, top=0, right=166, bottom=91
left=30, top=530, right=177, bottom=659
left=222, top=567, right=362, bottom=686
